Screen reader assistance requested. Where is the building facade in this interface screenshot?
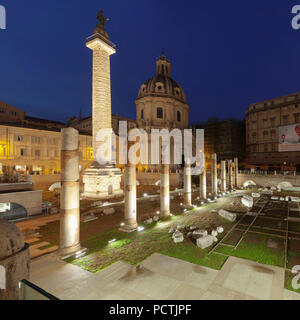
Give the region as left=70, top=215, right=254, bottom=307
left=0, top=101, right=93, bottom=175
left=246, top=92, right=300, bottom=171
left=194, top=118, right=245, bottom=168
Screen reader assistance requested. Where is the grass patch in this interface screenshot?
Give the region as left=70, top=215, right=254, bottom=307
left=66, top=211, right=231, bottom=273
left=161, top=243, right=228, bottom=270
left=215, top=233, right=285, bottom=267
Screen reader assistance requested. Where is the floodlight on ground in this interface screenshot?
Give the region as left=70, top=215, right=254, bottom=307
left=108, top=239, right=117, bottom=244
left=120, top=222, right=125, bottom=227
left=143, top=193, right=148, bottom=197
left=137, top=226, right=145, bottom=232
left=156, top=211, right=160, bottom=215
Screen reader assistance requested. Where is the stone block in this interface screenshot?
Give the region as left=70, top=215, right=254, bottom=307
left=103, top=208, right=115, bottom=215
left=251, top=193, right=260, bottom=198
left=153, top=216, right=159, bottom=222
left=144, top=218, right=153, bottom=224
left=172, top=230, right=184, bottom=243
left=211, top=230, right=218, bottom=237
left=218, top=209, right=237, bottom=222
left=168, top=228, right=175, bottom=234
left=241, top=195, right=253, bottom=208
left=196, top=235, right=214, bottom=249
left=192, top=229, right=207, bottom=238
left=217, top=226, right=224, bottom=233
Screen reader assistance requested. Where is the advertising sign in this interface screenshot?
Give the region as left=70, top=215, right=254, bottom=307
left=279, top=123, right=300, bottom=152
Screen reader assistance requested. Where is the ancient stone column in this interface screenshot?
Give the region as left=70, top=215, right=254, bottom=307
left=234, top=157, right=239, bottom=188
left=221, top=160, right=226, bottom=192
left=82, top=13, right=123, bottom=199
left=0, top=220, right=29, bottom=300
left=228, top=160, right=233, bottom=191
left=184, top=163, right=192, bottom=207
left=120, top=142, right=138, bottom=233
left=59, top=128, right=82, bottom=257
left=200, top=167, right=207, bottom=200
left=211, top=153, right=218, bottom=196
left=160, top=163, right=170, bottom=217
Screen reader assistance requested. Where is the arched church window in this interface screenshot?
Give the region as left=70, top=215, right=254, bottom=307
left=177, top=111, right=181, bottom=122
left=157, top=107, right=163, bottom=119
left=141, top=109, right=144, bottom=120
left=162, top=65, right=165, bottom=74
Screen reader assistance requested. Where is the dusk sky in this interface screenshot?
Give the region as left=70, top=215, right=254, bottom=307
left=0, top=1, right=299, bottom=124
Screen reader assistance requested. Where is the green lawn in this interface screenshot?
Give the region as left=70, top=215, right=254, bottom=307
left=66, top=211, right=230, bottom=273
left=215, top=233, right=285, bottom=267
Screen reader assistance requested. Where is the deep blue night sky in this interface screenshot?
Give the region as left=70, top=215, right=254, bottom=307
left=0, top=1, right=299, bottom=124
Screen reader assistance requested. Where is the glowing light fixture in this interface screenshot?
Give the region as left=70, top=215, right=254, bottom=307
left=108, top=239, right=117, bottom=244
left=138, top=226, right=145, bottom=232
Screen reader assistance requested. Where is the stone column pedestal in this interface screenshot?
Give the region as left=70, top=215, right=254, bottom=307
left=184, top=163, right=192, bottom=207
left=228, top=160, right=233, bottom=191
left=234, top=157, right=239, bottom=188
left=221, top=160, right=226, bottom=192
left=200, top=167, right=207, bottom=200
left=59, top=128, right=84, bottom=258
left=211, top=153, right=218, bottom=196
left=120, top=159, right=138, bottom=233
left=160, top=163, right=170, bottom=217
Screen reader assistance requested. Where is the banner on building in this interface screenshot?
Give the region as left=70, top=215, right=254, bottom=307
left=278, top=123, right=300, bottom=152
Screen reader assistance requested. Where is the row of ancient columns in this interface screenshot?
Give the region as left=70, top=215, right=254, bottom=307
left=58, top=128, right=240, bottom=257
left=199, top=154, right=239, bottom=199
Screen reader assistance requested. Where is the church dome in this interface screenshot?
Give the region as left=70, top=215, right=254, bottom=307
left=0, top=220, right=25, bottom=260
left=137, top=53, right=187, bottom=103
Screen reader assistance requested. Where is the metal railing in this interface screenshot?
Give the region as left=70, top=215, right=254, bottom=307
left=19, top=279, right=59, bottom=300
left=86, top=33, right=116, bottom=49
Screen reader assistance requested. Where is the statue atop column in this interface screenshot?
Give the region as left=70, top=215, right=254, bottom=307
left=95, top=9, right=110, bottom=39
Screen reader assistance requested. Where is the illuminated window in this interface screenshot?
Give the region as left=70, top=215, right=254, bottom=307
left=33, top=136, right=41, bottom=144
left=34, top=149, right=40, bottom=158
left=157, top=107, right=163, bottom=119
left=48, top=137, right=56, bottom=145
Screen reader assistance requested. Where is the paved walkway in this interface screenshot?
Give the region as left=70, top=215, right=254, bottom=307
left=30, top=253, right=300, bottom=300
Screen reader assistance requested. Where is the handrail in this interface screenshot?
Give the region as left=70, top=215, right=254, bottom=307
left=86, top=33, right=116, bottom=49
left=19, top=279, right=59, bottom=300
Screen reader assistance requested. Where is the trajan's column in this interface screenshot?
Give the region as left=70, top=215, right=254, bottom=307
left=82, top=10, right=123, bottom=199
